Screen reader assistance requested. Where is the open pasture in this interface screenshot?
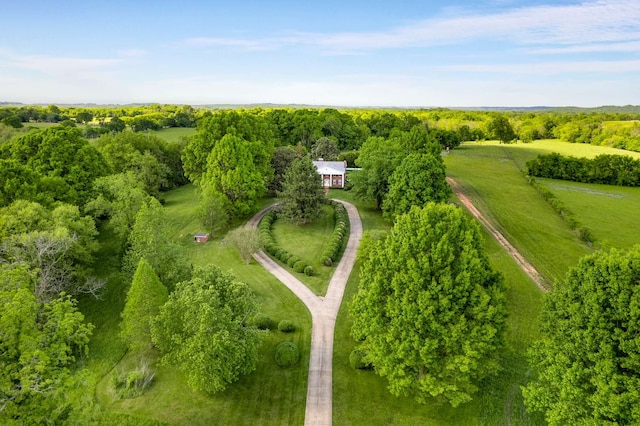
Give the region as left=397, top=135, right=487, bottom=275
left=444, top=142, right=592, bottom=285
left=539, top=178, right=640, bottom=249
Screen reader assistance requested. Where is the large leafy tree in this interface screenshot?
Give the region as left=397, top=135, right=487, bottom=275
left=0, top=126, right=110, bottom=205
left=523, top=246, right=640, bottom=425
left=351, top=136, right=403, bottom=210
left=351, top=203, right=507, bottom=406
left=120, top=258, right=168, bottom=351
left=123, top=198, right=191, bottom=289
left=151, top=265, right=262, bottom=394
left=277, top=156, right=325, bottom=225
left=85, top=172, right=149, bottom=245
left=487, top=115, right=516, bottom=144
left=0, top=201, right=101, bottom=302
left=382, top=152, right=452, bottom=220
left=202, top=134, right=266, bottom=217
left=181, top=110, right=274, bottom=185
left=0, top=265, right=93, bottom=423
left=310, top=137, right=340, bottom=161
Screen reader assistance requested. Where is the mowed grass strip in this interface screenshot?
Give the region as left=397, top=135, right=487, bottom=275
left=445, top=142, right=592, bottom=285
left=330, top=193, right=545, bottom=425
left=85, top=184, right=310, bottom=425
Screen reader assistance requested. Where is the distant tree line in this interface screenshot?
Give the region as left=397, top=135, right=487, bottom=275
left=526, top=153, right=640, bottom=186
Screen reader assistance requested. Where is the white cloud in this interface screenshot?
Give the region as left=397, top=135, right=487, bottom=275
left=443, top=59, right=640, bottom=74
left=116, top=48, right=148, bottom=58
left=0, top=49, right=121, bottom=77
left=182, top=0, right=640, bottom=53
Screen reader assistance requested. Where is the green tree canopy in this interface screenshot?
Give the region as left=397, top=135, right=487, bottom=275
left=277, top=156, right=325, bottom=224
left=523, top=245, right=640, bottom=425
left=123, top=198, right=191, bottom=289
left=351, top=136, right=403, bottom=210
left=85, top=172, right=149, bottom=245
left=382, top=152, right=452, bottom=220
left=151, top=265, right=262, bottom=394
left=350, top=203, right=507, bottom=406
left=487, top=115, right=516, bottom=144
left=268, top=145, right=302, bottom=196
left=202, top=134, right=266, bottom=217
left=0, top=264, right=93, bottom=423
left=0, top=126, right=110, bottom=205
left=310, top=136, right=340, bottom=161
left=120, top=258, right=168, bottom=351
left=182, top=110, right=274, bottom=185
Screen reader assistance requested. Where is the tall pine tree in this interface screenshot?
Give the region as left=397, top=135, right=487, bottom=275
left=121, top=258, right=168, bottom=351
left=277, top=156, right=325, bottom=225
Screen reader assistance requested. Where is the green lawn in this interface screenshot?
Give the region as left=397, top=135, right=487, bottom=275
left=81, top=185, right=311, bottom=425
left=150, top=127, right=196, bottom=143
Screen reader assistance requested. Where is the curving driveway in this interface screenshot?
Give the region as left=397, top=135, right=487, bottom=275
left=247, top=200, right=363, bottom=426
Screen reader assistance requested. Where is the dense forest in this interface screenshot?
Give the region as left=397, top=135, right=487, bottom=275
left=2, top=104, right=640, bottom=424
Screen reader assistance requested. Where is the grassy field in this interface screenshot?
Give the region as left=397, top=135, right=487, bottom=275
left=539, top=178, right=640, bottom=250
left=330, top=191, right=545, bottom=425
left=150, top=127, right=196, bottom=143
left=81, top=185, right=311, bottom=425
left=445, top=142, right=593, bottom=286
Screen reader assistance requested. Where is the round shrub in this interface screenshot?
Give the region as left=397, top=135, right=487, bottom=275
left=278, top=320, right=295, bottom=333
left=322, top=257, right=333, bottom=267
left=280, top=252, right=292, bottom=263
left=304, top=265, right=315, bottom=276
left=275, top=342, right=300, bottom=367
left=293, top=260, right=306, bottom=273
left=349, top=349, right=372, bottom=370
left=287, top=256, right=300, bottom=268
left=253, top=314, right=274, bottom=330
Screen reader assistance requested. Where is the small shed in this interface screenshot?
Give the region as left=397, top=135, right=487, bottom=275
left=194, top=233, right=209, bottom=243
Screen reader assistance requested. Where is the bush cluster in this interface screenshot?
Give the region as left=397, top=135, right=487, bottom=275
left=257, top=210, right=314, bottom=275
left=277, top=320, right=295, bottom=333
left=275, top=341, right=300, bottom=367
left=320, top=201, right=349, bottom=266
left=253, top=313, right=274, bottom=330
left=527, top=153, right=640, bottom=186
left=110, top=363, right=155, bottom=399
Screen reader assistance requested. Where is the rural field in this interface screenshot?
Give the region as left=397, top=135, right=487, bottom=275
left=83, top=137, right=639, bottom=425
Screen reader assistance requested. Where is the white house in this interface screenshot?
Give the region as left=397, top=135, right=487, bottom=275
left=312, top=160, right=347, bottom=189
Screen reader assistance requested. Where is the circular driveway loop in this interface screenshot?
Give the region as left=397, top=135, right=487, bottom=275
left=248, top=200, right=363, bottom=426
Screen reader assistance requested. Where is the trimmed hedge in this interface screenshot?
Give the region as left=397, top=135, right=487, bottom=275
left=319, top=200, right=350, bottom=266
left=257, top=209, right=314, bottom=276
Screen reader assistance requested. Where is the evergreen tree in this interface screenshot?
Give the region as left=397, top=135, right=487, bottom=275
left=277, top=156, right=325, bottom=224
left=120, top=258, right=168, bottom=351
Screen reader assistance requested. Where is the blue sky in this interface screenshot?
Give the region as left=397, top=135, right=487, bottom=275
left=1, top=0, right=639, bottom=107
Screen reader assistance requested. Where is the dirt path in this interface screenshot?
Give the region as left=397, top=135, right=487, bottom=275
left=446, top=177, right=548, bottom=293
left=248, top=201, right=363, bottom=426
